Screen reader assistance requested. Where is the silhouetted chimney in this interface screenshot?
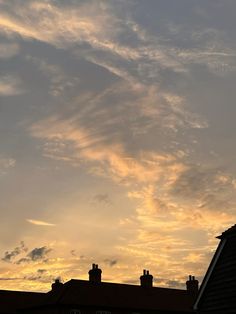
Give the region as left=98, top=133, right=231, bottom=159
left=88, top=263, right=102, bottom=283
left=140, top=269, right=153, bottom=288
left=51, top=278, right=63, bottom=291
left=186, top=275, right=199, bottom=296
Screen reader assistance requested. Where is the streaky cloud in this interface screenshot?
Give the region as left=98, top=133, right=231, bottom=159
left=27, top=219, right=56, bottom=227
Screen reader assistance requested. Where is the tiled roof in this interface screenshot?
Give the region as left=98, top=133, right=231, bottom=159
left=40, top=280, right=194, bottom=312
left=0, top=289, right=45, bottom=313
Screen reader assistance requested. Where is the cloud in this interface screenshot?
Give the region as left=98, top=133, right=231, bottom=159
left=1, top=1, right=236, bottom=292
left=0, top=1, right=117, bottom=49
left=170, top=165, right=236, bottom=210
left=0, top=43, right=19, bottom=58
left=165, top=279, right=184, bottom=289
left=0, top=0, right=235, bottom=81
left=37, top=269, right=47, bottom=274
left=27, top=246, right=52, bottom=262
left=0, top=157, right=16, bottom=174
left=27, top=219, right=56, bottom=227
left=104, top=259, right=118, bottom=267
left=29, top=81, right=205, bottom=188
left=26, top=56, right=80, bottom=96
left=16, top=257, right=30, bottom=265
left=16, top=246, right=52, bottom=264
left=93, top=194, right=112, bottom=206
left=70, top=250, right=76, bottom=257
left=2, top=241, right=28, bottom=263
left=0, top=76, right=24, bottom=96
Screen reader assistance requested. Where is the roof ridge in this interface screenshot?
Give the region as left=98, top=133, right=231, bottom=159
left=217, top=224, right=236, bottom=239
left=0, top=289, right=45, bottom=294
left=67, top=279, right=187, bottom=292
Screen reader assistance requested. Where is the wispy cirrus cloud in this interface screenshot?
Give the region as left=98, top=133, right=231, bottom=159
left=27, top=219, right=56, bottom=227
left=0, top=0, right=235, bottom=81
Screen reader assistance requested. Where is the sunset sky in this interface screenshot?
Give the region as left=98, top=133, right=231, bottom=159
left=1, top=0, right=236, bottom=292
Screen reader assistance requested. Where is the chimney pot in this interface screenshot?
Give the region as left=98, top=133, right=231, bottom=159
left=51, top=278, right=63, bottom=291
left=89, top=263, right=102, bottom=283
left=140, top=269, right=153, bottom=288
left=186, top=275, right=199, bottom=297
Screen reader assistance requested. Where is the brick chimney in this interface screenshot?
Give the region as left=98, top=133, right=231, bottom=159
left=140, top=269, right=153, bottom=288
left=88, top=263, right=102, bottom=283
left=51, top=278, right=63, bottom=291
left=186, top=275, right=199, bottom=296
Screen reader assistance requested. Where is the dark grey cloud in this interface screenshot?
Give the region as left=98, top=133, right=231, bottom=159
left=104, top=259, right=118, bottom=267
left=16, top=246, right=52, bottom=264
left=27, top=246, right=52, bottom=262
left=1, top=241, right=28, bottom=263
left=93, top=194, right=112, bottom=206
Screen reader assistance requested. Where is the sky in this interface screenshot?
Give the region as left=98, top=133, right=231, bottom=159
left=0, top=0, right=236, bottom=292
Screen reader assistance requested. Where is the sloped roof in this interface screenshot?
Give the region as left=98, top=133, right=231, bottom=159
left=40, top=280, right=194, bottom=312
left=0, top=289, right=45, bottom=314
left=217, top=224, right=236, bottom=239
left=194, top=224, right=236, bottom=312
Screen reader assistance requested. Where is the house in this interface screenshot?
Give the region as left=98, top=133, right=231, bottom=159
left=22, top=267, right=197, bottom=314
left=194, top=224, right=236, bottom=313
left=0, top=265, right=197, bottom=314
left=0, top=289, right=45, bottom=314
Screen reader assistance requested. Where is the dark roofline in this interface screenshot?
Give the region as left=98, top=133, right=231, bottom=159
left=68, top=279, right=188, bottom=292
left=0, top=289, right=45, bottom=295
left=26, top=278, right=192, bottom=312
left=194, top=224, right=236, bottom=310
left=217, top=224, right=236, bottom=239
left=193, top=236, right=227, bottom=310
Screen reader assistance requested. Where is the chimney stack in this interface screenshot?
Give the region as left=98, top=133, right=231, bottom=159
left=186, top=275, right=199, bottom=296
left=88, top=263, right=102, bottom=283
left=140, top=269, right=153, bottom=288
left=51, top=278, right=63, bottom=291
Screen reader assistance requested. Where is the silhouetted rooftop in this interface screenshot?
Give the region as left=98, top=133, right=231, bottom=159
left=36, top=279, right=195, bottom=312
left=0, top=289, right=45, bottom=313
left=217, top=224, right=236, bottom=239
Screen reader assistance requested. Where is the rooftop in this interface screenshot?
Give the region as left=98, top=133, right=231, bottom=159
left=217, top=224, right=236, bottom=239
left=30, top=279, right=195, bottom=313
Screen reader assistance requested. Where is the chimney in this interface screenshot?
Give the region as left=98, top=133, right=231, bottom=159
left=51, top=278, right=63, bottom=291
left=88, top=263, right=102, bottom=283
left=186, top=275, right=199, bottom=296
left=140, top=269, right=153, bottom=288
